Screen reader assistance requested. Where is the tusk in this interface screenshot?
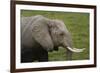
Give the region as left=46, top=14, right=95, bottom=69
left=67, top=47, right=85, bottom=52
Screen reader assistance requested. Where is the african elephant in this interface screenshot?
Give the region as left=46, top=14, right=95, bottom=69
left=21, top=15, right=85, bottom=63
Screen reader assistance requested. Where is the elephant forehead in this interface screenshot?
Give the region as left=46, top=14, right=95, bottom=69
left=54, top=20, right=66, bottom=29
left=56, top=23, right=67, bottom=32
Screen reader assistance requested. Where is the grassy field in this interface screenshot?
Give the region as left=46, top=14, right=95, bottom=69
left=21, top=10, right=89, bottom=61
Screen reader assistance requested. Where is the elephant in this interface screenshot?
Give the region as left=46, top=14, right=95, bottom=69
left=21, top=15, right=85, bottom=63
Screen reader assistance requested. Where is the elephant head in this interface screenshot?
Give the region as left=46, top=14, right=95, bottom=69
left=32, top=15, right=85, bottom=53
left=47, top=19, right=85, bottom=53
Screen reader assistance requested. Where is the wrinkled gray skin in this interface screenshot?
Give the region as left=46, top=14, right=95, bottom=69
left=21, top=15, right=85, bottom=62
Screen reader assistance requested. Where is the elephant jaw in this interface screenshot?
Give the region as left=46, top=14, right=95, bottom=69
left=54, top=46, right=59, bottom=51
left=66, top=47, right=85, bottom=52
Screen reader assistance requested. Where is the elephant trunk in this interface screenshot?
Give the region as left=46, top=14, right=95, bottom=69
left=67, top=47, right=85, bottom=52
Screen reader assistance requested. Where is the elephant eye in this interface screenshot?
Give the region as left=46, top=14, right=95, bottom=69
left=60, top=32, right=64, bottom=36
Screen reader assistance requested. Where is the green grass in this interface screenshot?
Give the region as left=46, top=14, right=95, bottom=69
left=21, top=10, right=89, bottom=61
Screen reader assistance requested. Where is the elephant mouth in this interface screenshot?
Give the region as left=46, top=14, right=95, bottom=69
left=54, top=46, right=59, bottom=51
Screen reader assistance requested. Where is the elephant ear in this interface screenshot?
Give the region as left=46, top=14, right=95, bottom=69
left=31, top=17, right=54, bottom=51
